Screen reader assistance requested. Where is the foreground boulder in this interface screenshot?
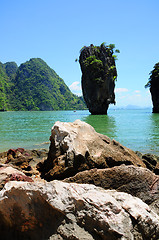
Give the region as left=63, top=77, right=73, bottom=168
left=79, top=43, right=117, bottom=114
left=37, top=120, right=145, bottom=181
left=0, top=180, right=159, bottom=240
left=64, top=165, right=159, bottom=215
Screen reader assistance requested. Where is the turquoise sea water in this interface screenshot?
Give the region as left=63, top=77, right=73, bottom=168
left=0, top=108, right=159, bottom=154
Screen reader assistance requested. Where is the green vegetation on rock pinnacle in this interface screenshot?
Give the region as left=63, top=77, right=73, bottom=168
left=145, top=62, right=159, bottom=89
left=145, top=62, right=159, bottom=113
left=0, top=58, right=86, bottom=111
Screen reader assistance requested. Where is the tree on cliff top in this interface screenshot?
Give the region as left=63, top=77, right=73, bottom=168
left=145, top=62, right=159, bottom=89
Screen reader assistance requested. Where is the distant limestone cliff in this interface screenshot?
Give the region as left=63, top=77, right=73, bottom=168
left=0, top=58, right=86, bottom=111
left=145, top=62, right=159, bottom=113
left=79, top=43, right=119, bottom=114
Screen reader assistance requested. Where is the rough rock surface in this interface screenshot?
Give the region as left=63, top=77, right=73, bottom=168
left=0, top=180, right=159, bottom=240
left=79, top=44, right=117, bottom=114
left=0, top=165, right=33, bottom=190
left=155, top=162, right=159, bottom=175
left=64, top=165, right=159, bottom=215
left=0, top=148, right=48, bottom=177
left=135, top=151, right=159, bottom=174
left=37, top=120, right=145, bottom=181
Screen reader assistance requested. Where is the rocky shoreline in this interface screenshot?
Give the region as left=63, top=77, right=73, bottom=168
left=0, top=148, right=159, bottom=180
left=0, top=120, right=159, bottom=239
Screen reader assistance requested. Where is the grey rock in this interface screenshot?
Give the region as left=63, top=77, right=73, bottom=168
left=37, top=120, right=145, bottom=181
left=0, top=180, right=159, bottom=239
left=64, top=165, right=159, bottom=214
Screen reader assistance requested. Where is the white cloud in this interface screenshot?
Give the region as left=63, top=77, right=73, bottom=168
left=134, top=90, right=140, bottom=93
left=115, top=90, right=152, bottom=107
left=69, top=81, right=81, bottom=91
left=115, top=88, right=129, bottom=93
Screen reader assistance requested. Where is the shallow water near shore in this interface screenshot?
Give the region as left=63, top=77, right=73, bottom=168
left=0, top=108, right=159, bottom=154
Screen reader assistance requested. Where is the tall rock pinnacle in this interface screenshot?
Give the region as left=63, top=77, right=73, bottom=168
left=79, top=43, right=118, bottom=114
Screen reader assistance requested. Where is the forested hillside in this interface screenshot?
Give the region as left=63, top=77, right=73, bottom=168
left=0, top=58, right=86, bottom=111
left=0, top=62, right=18, bottom=111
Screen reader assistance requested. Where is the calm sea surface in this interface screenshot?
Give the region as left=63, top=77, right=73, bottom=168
left=1, top=108, right=159, bottom=154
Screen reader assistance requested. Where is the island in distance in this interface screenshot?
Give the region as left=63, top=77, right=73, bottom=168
left=0, top=58, right=86, bottom=111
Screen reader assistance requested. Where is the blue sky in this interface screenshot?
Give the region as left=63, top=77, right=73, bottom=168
left=1, top=0, right=159, bottom=107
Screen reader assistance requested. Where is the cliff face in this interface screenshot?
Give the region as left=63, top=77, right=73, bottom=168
left=145, top=62, right=159, bottom=113
left=79, top=44, right=117, bottom=114
left=150, top=85, right=159, bottom=113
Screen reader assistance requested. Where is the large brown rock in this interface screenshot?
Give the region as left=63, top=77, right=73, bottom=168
left=0, top=180, right=159, bottom=240
left=37, top=120, right=145, bottom=181
left=64, top=165, right=159, bottom=214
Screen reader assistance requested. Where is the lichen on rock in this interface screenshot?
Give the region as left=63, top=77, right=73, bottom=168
left=79, top=43, right=119, bottom=114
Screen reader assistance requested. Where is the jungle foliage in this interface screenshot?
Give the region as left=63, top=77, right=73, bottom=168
left=79, top=43, right=119, bottom=84
left=145, top=62, right=159, bottom=89
left=0, top=58, right=86, bottom=111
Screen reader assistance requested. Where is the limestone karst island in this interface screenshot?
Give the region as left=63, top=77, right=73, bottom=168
left=79, top=43, right=118, bottom=115
left=0, top=58, right=86, bottom=111
left=145, top=62, right=159, bottom=113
